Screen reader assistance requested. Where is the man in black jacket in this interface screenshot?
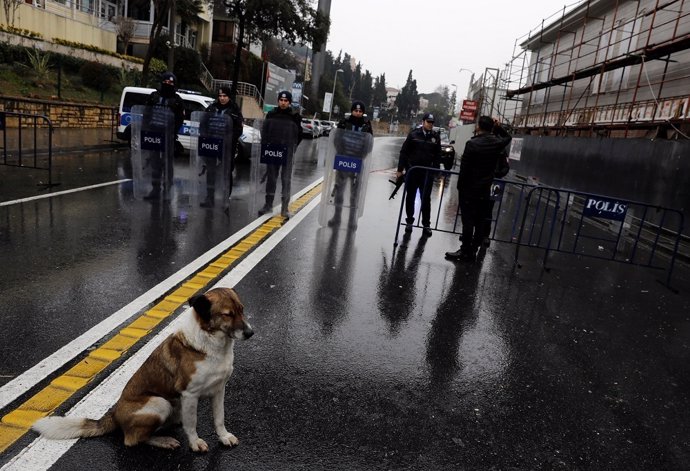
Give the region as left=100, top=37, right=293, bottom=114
left=396, top=112, right=441, bottom=237
left=258, top=90, right=302, bottom=218
left=328, top=100, right=374, bottom=228
left=199, top=86, right=244, bottom=207
left=446, top=116, right=512, bottom=262
left=143, top=71, right=185, bottom=200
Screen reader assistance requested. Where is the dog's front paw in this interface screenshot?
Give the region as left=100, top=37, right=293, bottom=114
left=189, top=438, right=209, bottom=452
left=219, top=431, right=239, bottom=447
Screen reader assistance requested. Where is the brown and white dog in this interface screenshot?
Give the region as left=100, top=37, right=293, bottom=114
left=32, top=287, right=253, bottom=452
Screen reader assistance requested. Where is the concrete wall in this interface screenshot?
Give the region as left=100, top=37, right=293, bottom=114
left=0, top=96, right=116, bottom=128
left=10, top=3, right=117, bottom=51
left=0, top=32, right=141, bottom=71
left=512, top=135, right=690, bottom=233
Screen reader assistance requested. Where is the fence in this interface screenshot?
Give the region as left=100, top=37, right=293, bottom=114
left=395, top=166, right=685, bottom=290
left=0, top=111, right=58, bottom=189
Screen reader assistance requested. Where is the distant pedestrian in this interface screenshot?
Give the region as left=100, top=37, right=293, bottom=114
left=327, top=100, right=374, bottom=228
left=396, top=112, right=441, bottom=237
left=445, top=116, right=511, bottom=262
left=142, top=71, right=185, bottom=200
left=199, top=86, right=244, bottom=208
left=258, top=91, right=302, bottom=218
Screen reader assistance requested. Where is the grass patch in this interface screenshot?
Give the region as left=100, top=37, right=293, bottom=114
left=0, top=63, right=123, bottom=106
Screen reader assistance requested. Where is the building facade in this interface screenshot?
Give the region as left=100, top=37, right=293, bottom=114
left=3, top=0, right=212, bottom=60
left=505, top=0, right=690, bottom=138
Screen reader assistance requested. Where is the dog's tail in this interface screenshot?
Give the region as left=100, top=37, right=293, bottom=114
left=32, top=412, right=116, bottom=440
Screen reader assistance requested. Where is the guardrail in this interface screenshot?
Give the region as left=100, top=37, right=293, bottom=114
left=0, top=111, right=59, bottom=190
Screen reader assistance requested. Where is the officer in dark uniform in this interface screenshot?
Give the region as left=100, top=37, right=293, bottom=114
left=396, top=112, right=441, bottom=237
left=259, top=90, right=302, bottom=218
left=328, top=100, right=374, bottom=227
left=143, top=71, right=185, bottom=200
left=199, top=86, right=244, bottom=207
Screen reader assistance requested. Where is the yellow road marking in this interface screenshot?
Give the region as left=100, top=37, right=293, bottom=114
left=0, top=184, right=322, bottom=454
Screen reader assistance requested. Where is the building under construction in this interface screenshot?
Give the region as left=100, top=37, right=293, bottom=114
left=502, top=0, right=690, bottom=139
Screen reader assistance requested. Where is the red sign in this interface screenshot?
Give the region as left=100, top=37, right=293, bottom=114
left=459, top=110, right=476, bottom=121
left=462, top=100, right=478, bottom=111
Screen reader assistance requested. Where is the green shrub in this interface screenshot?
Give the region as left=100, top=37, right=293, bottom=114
left=173, top=47, right=202, bottom=86
left=80, top=61, right=113, bottom=92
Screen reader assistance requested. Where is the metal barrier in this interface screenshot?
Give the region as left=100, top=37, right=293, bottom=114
left=0, top=111, right=58, bottom=189
left=395, top=166, right=685, bottom=290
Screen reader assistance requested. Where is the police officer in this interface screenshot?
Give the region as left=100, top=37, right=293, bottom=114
left=328, top=100, right=374, bottom=228
left=396, top=112, right=441, bottom=237
left=199, top=86, right=244, bottom=208
left=143, top=71, right=185, bottom=200
left=258, top=90, right=302, bottom=218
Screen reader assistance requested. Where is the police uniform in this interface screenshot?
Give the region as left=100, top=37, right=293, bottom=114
left=396, top=113, right=441, bottom=235
left=259, top=91, right=302, bottom=217
left=199, top=87, right=244, bottom=207
left=143, top=72, right=185, bottom=200
left=328, top=101, right=374, bottom=228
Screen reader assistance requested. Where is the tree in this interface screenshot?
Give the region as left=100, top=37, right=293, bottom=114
left=114, top=17, right=136, bottom=55
left=131, top=0, right=205, bottom=85
left=360, top=70, right=373, bottom=109
left=395, top=70, right=419, bottom=123
left=373, top=73, right=387, bottom=109
left=221, top=0, right=329, bottom=101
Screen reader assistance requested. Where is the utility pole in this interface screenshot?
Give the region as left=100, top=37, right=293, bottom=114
left=310, top=0, right=331, bottom=105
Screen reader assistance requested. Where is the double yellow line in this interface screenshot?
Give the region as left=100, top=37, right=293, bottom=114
left=0, top=184, right=322, bottom=454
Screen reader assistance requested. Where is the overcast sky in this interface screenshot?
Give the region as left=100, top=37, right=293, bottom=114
left=326, top=0, right=582, bottom=97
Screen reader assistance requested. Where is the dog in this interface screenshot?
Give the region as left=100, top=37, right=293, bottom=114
left=32, top=287, right=253, bottom=452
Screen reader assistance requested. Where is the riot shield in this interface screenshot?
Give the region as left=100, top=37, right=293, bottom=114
left=250, top=117, right=299, bottom=217
left=131, top=104, right=175, bottom=200
left=189, top=111, right=233, bottom=209
left=318, top=128, right=374, bottom=228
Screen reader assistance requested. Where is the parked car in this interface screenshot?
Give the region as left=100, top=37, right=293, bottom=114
left=118, top=86, right=256, bottom=161
left=116, top=86, right=214, bottom=152
left=300, top=118, right=319, bottom=139
left=318, top=120, right=333, bottom=136
left=439, top=131, right=456, bottom=170
left=236, top=125, right=260, bottom=162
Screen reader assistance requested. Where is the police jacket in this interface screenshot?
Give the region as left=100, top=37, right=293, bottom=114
left=264, top=107, right=302, bottom=145
left=337, top=116, right=373, bottom=135
left=334, top=116, right=374, bottom=156
left=457, top=125, right=512, bottom=197
left=397, top=127, right=441, bottom=172
left=146, top=91, right=185, bottom=132
left=206, top=100, right=243, bottom=145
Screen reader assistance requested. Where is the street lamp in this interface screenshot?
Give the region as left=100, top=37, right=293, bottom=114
left=328, top=69, right=344, bottom=121
left=450, top=83, right=458, bottom=113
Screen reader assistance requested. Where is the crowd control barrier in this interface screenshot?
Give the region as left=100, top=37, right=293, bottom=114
left=395, top=166, right=685, bottom=290
left=0, top=111, right=58, bottom=189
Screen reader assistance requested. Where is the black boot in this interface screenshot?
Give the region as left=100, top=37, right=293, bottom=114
left=200, top=190, right=215, bottom=208
left=281, top=199, right=291, bottom=219
left=258, top=196, right=274, bottom=216
left=143, top=186, right=160, bottom=200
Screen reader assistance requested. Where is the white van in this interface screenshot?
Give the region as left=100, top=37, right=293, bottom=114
left=117, top=86, right=259, bottom=158
left=116, top=86, right=214, bottom=151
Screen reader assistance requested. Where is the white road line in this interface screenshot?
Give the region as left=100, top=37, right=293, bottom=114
left=0, top=180, right=132, bottom=207
left=0, top=178, right=322, bottom=410
left=2, top=189, right=321, bottom=471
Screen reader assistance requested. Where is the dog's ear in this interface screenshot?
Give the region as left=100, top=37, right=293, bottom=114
left=189, top=294, right=212, bottom=322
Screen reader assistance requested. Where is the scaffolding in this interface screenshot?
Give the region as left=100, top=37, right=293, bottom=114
left=502, top=0, right=690, bottom=138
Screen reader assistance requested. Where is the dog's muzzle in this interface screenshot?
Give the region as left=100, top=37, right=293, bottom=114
left=241, top=323, right=254, bottom=340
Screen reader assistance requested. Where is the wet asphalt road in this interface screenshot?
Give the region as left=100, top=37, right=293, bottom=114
left=1, top=135, right=690, bottom=470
